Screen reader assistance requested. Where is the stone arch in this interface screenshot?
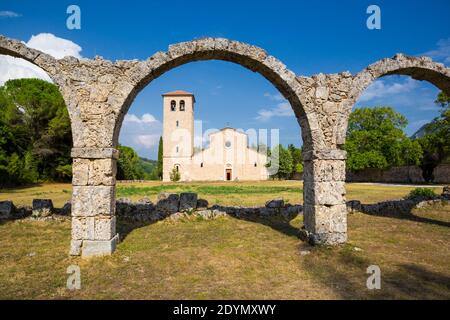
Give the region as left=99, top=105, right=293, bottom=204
left=351, top=54, right=450, bottom=103
left=337, top=54, right=450, bottom=145
left=112, top=38, right=313, bottom=149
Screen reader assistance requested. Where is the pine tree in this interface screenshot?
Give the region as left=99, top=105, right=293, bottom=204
left=157, top=136, right=163, bottom=180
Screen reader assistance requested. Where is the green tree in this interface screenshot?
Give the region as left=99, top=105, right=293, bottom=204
left=346, top=107, right=423, bottom=172
left=417, top=92, right=450, bottom=181
left=117, top=145, right=146, bottom=180
left=0, top=79, right=72, bottom=186
left=157, top=136, right=163, bottom=180
left=169, top=167, right=180, bottom=182
left=287, top=144, right=303, bottom=177
left=269, top=144, right=293, bottom=180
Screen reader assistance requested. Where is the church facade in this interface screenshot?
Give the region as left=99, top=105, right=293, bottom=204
left=162, top=90, right=269, bottom=182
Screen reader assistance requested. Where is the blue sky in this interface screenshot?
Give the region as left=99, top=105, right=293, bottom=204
left=1, top=0, right=449, bottom=159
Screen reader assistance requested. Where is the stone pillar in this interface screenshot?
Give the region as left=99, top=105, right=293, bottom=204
left=301, top=149, right=347, bottom=245
left=69, top=148, right=119, bottom=258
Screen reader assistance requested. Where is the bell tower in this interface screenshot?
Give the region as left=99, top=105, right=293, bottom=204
left=162, top=90, right=195, bottom=181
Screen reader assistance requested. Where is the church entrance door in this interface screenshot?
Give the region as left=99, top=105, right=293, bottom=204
left=226, top=169, right=232, bottom=181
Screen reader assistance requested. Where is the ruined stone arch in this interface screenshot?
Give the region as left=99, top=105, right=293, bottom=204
left=335, top=54, right=450, bottom=145
left=112, top=38, right=314, bottom=150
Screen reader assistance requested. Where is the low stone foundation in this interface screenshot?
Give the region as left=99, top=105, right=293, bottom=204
left=346, top=164, right=450, bottom=184
left=115, top=195, right=303, bottom=223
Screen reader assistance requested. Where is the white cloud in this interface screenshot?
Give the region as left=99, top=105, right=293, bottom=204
left=256, top=93, right=294, bottom=121
left=422, top=38, right=450, bottom=64
left=0, top=56, right=52, bottom=85
left=0, top=33, right=83, bottom=85
left=256, top=102, right=294, bottom=121
left=26, top=33, right=82, bottom=59
left=135, top=134, right=161, bottom=149
left=119, top=113, right=162, bottom=159
left=124, top=113, right=156, bottom=123
left=264, top=92, right=284, bottom=102
left=358, top=78, right=418, bottom=102
left=0, top=11, right=21, bottom=18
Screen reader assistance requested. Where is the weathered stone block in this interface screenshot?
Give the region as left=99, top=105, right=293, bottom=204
left=69, top=239, right=83, bottom=256
left=303, top=159, right=346, bottom=182
left=72, top=216, right=116, bottom=241
left=265, top=198, right=284, bottom=208
left=0, top=201, right=15, bottom=219
left=346, top=200, right=362, bottom=213
left=179, top=192, right=198, bottom=211
left=91, top=159, right=116, bottom=186
left=72, top=186, right=115, bottom=217
left=73, top=158, right=116, bottom=186
left=71, top=148, right=119, bottom=159
left=259, top=207, right=278, bottom=216
left=72, top=217, right=95, bottom=240
left=156, top=193, right=179, bottom=214
left=94, top=216, right=116, bottom=241
left=61, top=201, right=72, bottom=216
left=196, top=199, right=209, bottom=210
left=81, top=234, right=119, bottom=258
left=303, top=149, right=347, bottom=161
left=32, top=199, right=53, bottom=218
left=72, top=158, right=89, bottom=185
left=303, top=204, right=347, bottom=234
left=304, top=181, right=346, bottom=206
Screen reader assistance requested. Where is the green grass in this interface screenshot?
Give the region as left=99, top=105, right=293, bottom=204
left=117, top=184, right=300, bottom=197
left=2, top=180, right=442, bottom=207
left=0, top=203, right=449, bottom=299
left=0, top=180, right=448, bottom=299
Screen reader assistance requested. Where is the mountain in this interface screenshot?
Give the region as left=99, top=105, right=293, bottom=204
left=411, top=123, right=430, bottom=139
left=139, top=157, right=158, bottom=177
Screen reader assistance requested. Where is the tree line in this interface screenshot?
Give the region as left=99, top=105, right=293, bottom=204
left=0, top=78, right=448, bottom=185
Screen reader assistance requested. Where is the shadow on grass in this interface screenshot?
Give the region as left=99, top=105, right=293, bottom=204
left=358, top=198, right=450, bottom=228
left=0, top=183, right=45, bottom=193
left=303, top=245, right=450, bottom=299
left=213, top=205, right=301, bottom=238
left=117, top=205, right=302, bottom=242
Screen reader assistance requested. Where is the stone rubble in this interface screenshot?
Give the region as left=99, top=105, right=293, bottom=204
left=32, top=199, right=54, bottom=218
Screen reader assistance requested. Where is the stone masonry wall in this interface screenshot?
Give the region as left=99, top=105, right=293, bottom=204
left=346, top=164, right=450, bottom=184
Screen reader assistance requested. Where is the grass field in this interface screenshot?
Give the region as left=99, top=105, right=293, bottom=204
left=0, top=181, right=449, bottom=299
left=0, top=180, right=445, bottom=207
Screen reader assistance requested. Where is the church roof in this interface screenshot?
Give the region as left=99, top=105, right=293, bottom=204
left=162, top=90, right=194, bottom=96
left=162, top=90, right=195, bottom=102
left=210, top=127, right=246, bottom=136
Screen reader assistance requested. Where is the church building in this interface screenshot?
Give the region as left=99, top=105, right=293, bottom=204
left=162, top=90, right=269, bottom=182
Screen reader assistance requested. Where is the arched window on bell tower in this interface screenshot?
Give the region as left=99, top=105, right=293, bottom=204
left=180, top=100, right=185, bottom=111
left=171, top=100, right=176, bottom=111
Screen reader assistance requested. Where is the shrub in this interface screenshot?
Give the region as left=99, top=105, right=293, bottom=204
left=169, top=167, right=181, bottom=182
left=407, top=188, right=437, bottom=199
